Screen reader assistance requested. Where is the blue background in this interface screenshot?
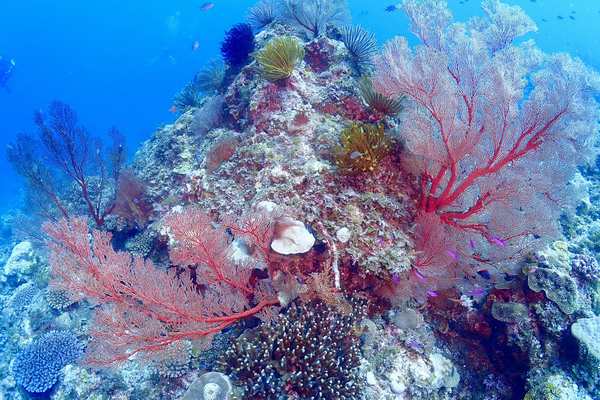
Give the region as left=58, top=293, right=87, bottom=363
left=0, top=0, right=598, bottom=212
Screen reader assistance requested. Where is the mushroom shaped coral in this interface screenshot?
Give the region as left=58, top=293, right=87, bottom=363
left=271, top=217, right=315, bottom=255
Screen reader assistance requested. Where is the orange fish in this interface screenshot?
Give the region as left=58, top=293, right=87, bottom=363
left=169, top=105, right=177, bottom=113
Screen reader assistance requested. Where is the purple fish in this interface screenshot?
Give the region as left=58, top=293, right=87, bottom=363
left=447, top=249, right=459, bottom=261
left=489, top=236, right=506, bottom=247
left=467, top=287, right=486, bottom=297
left=414, top=269, right=427, bottom=282
left=469, top=239, right=476, bottom=250
left=427, top=290, right=439, bottom=298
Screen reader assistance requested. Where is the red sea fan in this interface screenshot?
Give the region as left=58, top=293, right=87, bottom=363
left=373, top=0, right=600, bottom=292
left=44, top=210, right=279, bottom=366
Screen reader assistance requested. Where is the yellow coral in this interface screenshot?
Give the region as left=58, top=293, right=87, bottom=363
left=334, top=123, right=391, bottom=174
left=256, top=36, right=305, bottom=81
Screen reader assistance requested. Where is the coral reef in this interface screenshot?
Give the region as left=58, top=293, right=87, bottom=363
left=11, top=330, right=82, bottom=393
left=2, top=1, right=600, bottom=399
left=219, top=301, right=363, bottom=399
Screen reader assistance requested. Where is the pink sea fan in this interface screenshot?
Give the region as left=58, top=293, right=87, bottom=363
left=373, top=0, right=600, bottom=290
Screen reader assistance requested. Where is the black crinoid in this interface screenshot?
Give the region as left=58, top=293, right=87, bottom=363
left=221, top=23, right=256, bottom=68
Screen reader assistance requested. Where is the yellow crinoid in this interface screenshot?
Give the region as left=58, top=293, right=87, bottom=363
left=256, top=36, right=305, bottom=82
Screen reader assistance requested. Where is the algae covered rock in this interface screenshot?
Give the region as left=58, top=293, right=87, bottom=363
left=2, top=241, right=42, bottom=284
left=491, top=301, right=529, bottom=324
left=528, top=267, right=579, bottom=314
left=524, top=372, right=591, bottom=400
left=572, top=316, right=600, bottom=361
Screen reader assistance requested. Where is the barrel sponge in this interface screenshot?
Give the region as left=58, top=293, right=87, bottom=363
left=12, top=330, right=82, bottom=393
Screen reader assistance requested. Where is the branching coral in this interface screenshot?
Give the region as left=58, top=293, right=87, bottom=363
left=340, top=25, right=378, bottom=72
left=6, top=101, right=125, bottom=227
left=219, top=301, right=364, bottom=400
left=279, top=0, right=350, bottom=38
left=372, top=0, right=600, bottom=292
left=44, top=208, right=279, bottom=366
left=221, top=23, right=256, bottom=68
left=256, top=36, right=305, bottom=81
left=333, top=123, right=392, bottom=174
left=12, top=331, right=82, bottom=393
left=359, top=76, right=404, bottom=116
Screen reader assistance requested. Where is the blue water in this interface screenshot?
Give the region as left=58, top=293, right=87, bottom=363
left=0, top=0, right=598, bottom=212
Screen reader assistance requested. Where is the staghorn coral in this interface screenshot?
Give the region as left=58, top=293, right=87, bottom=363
left=333, top=122, right=392, bottom=174
left=221, top=23, right=256, bottom=68
left=339, top=25, right=378, bottom=72
left=219, top=301, right=364, bottom=400
left=359, top=76, right=404, bottom=117
left=256, top=36, right=305, bottom=82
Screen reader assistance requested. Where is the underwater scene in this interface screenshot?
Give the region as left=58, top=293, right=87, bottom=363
left=2, top=0, right=600, bottom=399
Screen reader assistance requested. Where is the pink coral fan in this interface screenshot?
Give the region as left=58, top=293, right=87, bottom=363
left=373, top=0, right=600, bottom=294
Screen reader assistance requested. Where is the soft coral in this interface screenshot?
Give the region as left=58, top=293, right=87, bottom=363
left=373, top=0, right=600, bottom=291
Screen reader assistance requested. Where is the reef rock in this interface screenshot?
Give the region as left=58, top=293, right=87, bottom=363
left=2, top=241, right=41, bottom=285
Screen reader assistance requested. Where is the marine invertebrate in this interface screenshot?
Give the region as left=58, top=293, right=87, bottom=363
left=111, top=169, right=152, bottom=227
left=12, top=330, right=82, bottom=393
left=333, top=123, right=391, bottom=174
left=255, top=36, right=305, bottom=82
left=270, top=217, right=315, bottom=255
left=181, top=372, right=232, bottom=400
left=195, top=60, right=226, bottom=94
left=359, top=76, right=404, bottom=116
left=339, top=25, right=378, bottom=72
left=221, top=23, right=256, bottom=68
left=44, top=208, right=279, bottom=366
left=173, top=80, right=204, bottom=112
left=372, top=0, right=600, bottom=289
left=219, top=301, right=363, bottom=399
left=7, top=282, right=39, bottom=314
left=6, top=101, right=125, bottom=227
left=45, top=288, right=77, bottom=311
left=248, top=0, right=277, bottom=30
left=280, top=0, right=350, bottom=38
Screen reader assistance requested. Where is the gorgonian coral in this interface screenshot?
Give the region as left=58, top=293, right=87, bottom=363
left=372, top=0, right=600, bottom=296
left=256, top=36, right=305, bottom=81
left=221, top=23, right=256, bottom=68
left=219, top=301, right=363, bottom=400
left=280, top=0, right=350, bottom=38
left=334, top=122, right=392, bottom=174
left=248, top=0, right=277, bottom=30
